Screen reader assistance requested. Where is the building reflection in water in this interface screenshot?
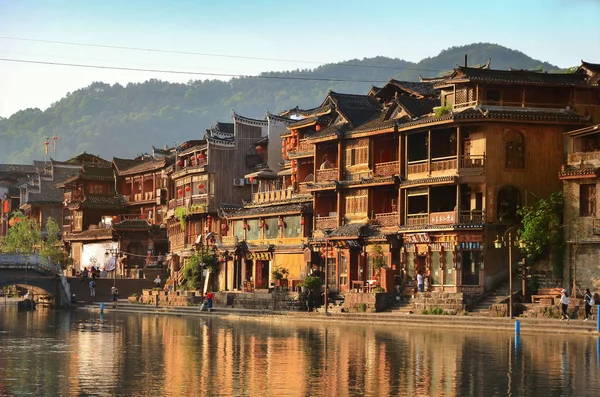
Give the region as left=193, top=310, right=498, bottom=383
left=1, top=307, right=600, bottom=396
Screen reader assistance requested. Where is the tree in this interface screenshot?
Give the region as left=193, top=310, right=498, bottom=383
left=517, top=191, right=564, bottom=277
left=181, top=249, right=219, bottom=290
left=41, top=217, right=71, bottom=269
left=0, top=211, right=41, bottom=254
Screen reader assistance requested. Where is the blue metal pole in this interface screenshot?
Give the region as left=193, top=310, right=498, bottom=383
left=515, top=320, right=521, bottom=335
left=100, top=302, right=104, bottom=314
left=597, top=305, right=600, bottom=332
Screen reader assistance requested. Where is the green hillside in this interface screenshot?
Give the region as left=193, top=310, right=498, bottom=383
left=0, top=43, right=563, bottom=163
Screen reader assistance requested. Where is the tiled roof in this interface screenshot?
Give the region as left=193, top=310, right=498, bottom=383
left=63, top=227, right=113, bottom=241
left=81, top=164, right=115, bottom=181
left=0, top=164, right=36, bottom=173
left=215, top=122, right=235, bottom=134
left=302, top=124, right=343, bottom=141
left=395, top=96, right=439, bottom=118
left=26, top=168, right=78, bottom=205
left=112, top=218, right=152, bottom=230
left=397, top=106, right=589, bottom=130
left=580, top=61, right=600, bottom=73
left=112, top=157, right=142, bottom=172
left=225, top=203, right=309, bottom=219
left=401, top=176, right=457, bottom=187
left=328, top=92, right=382, bottom=128
left=326, top=223, right=382, bottom=238
left=559, top=166, right=598, bottom=178
left=441, top=66, right=588, bottom=87
left=387, top=80, right=438, bottom=99
left=77, top=195, right=125, bottom=210
left=117, top=158, right=166, bottom=176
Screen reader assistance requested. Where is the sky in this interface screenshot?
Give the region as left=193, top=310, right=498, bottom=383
left=0, top=0, right=599, bottom=118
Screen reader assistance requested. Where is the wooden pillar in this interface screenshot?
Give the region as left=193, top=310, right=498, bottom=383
left=427, top=130, right=431, bottom=176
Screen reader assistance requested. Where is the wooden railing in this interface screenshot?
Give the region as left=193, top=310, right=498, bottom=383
left=406, top=214, right=428, bottom=227
left=374, top=161, right=399, bottom=177
left=374, top=212, right=399, bottom=227
left=252, top=189, right=293, bottom=203
left=459, top=210, right=485, bottom=223
left=289, top=140, right=315, bottom=157
left=168, top=195, right=209, bottom=210
left=431, top=157, right=458, bottom=172
left=316, top=168, right=338, bottom=183
left=407, top=160, right=428, bottom=174
left=169, top=233, right=185, bottom=249
left=459, top=155, right=485, bottom=169
left=315, top=216, right=337, bottom=230
left=64, top=191, right=83, bottom=203
left=453, top=100, right=570, bottom=110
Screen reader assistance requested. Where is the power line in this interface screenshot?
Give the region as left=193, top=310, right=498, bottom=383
left=0, top=57, right=397, bottom=83
left=0, top=36, right=446, bottom=73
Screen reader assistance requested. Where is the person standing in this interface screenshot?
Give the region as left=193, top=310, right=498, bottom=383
left=111, top=287, right=119, bottom=308
left=206, top=291, right=215, bottom=312
left=89, top=279, right=96, bottom=299
left=584, top=288, right=594, bottom=321
left=417, top=271, right=424, bottom=293
left=559, top=289, right=570, bottom=321
left=154, top=275, right=162, bottom=288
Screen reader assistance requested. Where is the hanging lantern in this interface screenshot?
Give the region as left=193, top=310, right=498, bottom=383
left=185, top=186, right=191, bottom=192
left=197, top=183, right=205, bottom=190
left=282, top=140, right=286, bottom=147
left=291, top=175, right=296, bottom=183
left=278, top=218, right=283, bottom=228
left=178, top=189, right=183, bottom=196
left=260, top=219, right=265, bottom=228
left=301, top=217, right=305, bottom=225
left=292, top=129, right=297, bottom=136
left=221, top=223, right=227, bottom=233
left=249, top=177, right=255, bottom=183
left=177, top=160, right=184, bottom=167
left=291, top=137, right=296, bottom=146
left=315, top=124, right=322, bottom=132
left=243, top=220, right=248, bottom=230
left=291, top=160, right=296, bottom=168
left=207, top=215, right=212, bottom=220
left=199, top=153, right=205, bottom=160
left=255, top=145, right=263, bottom=153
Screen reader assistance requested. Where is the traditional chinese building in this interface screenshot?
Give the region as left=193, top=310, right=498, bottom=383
left=398, top=65, right=595, bottom=295
left=111, top=155, right=171, bottom=269
left=57, top=155, right=124, bottom=272
left=220, top=111, right=312, bottom=292
left=0, top=164, right=36, bottom=236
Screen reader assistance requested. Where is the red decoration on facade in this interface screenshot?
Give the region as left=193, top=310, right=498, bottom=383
left=197, top=183, right=205, bottom=190
left=300, top=217, right=305, bottom=225
left=178, top=189, right=183, bottom=196
left=315, top=124, right=321, bottom=132
left=2, top=201, right=9, bottom=213
left=260, top=219, right=264, bottom=228
left=278, top=218, right=283, bottom=228
left=198, top=153, right=205, bottom=159
left=291, top=175, right=296, bottom=183
left=249, top=177, right=255, bottom=183
left=255, top=146, right=263, bottom=153
left=243, top=220, right=248, bottom=230
left=177, top=160, right=184, bottom=167
left=185, top=186, right=191, bottom=192
left=292, top=129, right=297, bottom=136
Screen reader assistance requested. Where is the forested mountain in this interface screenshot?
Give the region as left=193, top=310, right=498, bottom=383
left=0, top=43, right=565, bottom=163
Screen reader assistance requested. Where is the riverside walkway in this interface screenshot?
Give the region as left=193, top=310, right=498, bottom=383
left=80, top=301, right=600, bottom=336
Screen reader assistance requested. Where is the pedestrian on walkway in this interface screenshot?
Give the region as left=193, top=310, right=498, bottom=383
left=89, top=279, right=96, bottom=298
left=584, top=288, right=594, bottom=321
left=206, top=291, right=215, bottom=312
left=417, top=271, right=424, bottom=293
left=559, top=289, right=570, bottom=321
left=111, top=287, right=119, bottom=308
left=154, top=275, right=161, bottom=288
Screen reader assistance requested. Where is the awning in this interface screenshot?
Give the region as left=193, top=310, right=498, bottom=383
left=244, top=170, right=278, bottom=180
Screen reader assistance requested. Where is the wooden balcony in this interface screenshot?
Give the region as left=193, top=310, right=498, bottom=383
left=168, top=195, right=209, bottom=211
left=252, top=189, right=293, bottom=203
left=431, top=157, right=458, bottom=173
left=459, top=210, right=485, bottom=223
left=316, top=168, right=338, bottom=183
left=374, top=161, right=399, bottom=177
left=64, top=191, right=83, bottom=203
left=169, top=233, right=185, bottom=250
left=289, top=140, right=315, bottom=158
left=405, top=210, right=485, bottom=228
left=315, top=216, right=337, bottom=230
left=221, top=236, right=239, bottom=246
left=459, top=155, right=485, bottom=169
left=407, top=160, right=428, bottom=175
left=406, top=214, right=428, bottom=227
left=567, top=151, right=600, bottom=165
left=374, top=212, right=399, bottom=227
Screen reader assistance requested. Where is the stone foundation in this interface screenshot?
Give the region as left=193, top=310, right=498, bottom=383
left=214, top=291, right=306, bottom=311
left=342, top=292, right=396, bottom=313
left=138, top=289, right=202, bottom=306
left=412, top=292, right=466, bottom=314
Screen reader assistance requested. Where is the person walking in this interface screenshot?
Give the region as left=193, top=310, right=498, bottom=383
left=111, top=287, right=119, bottom=308
left=89, top=279, right=96, bottom=298
left=559, top=289, right=570, bottom=321
left=584, top=288, right=594, bottom=321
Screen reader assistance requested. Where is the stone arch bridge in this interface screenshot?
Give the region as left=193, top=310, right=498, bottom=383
left=0, top=254, right=71, bottom=308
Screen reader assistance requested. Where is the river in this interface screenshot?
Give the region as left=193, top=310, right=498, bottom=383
left=1, top=305, right=599, bottom=396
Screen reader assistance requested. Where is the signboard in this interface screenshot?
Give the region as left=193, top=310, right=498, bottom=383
left=245, top=252, right=273, bottom=260
left=429, top=211, right=456, bottom=225
left=404, top=233, right=431, bottom=244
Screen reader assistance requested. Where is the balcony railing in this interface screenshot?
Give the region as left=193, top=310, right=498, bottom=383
left=315, top=216, right=337, bottom=230
left=170, top=233, right=185, bottom=249
left=459, top=155, right=485, bottom=169
left=431, top=157, right=457, bottom=172
left=407, top=160, right=428, bottom=174
left=406, top=214, right=428, bottom=227
left=405, top=210, right=485, bottom=228
left=374, top=161, right=399, bottom=177
left=289, top=140, right=315, bottom=157
left=459, top=210, right=485, bottom=223
left=221, top=236, right=239, bottom=246
left=64, top=191, right=83, bottom=203
left=374, top=212, right=399, bottom=227
left=316, top=168, right=338, bottom=183
left=253, top=189, right=293, bottom=203
left=168, top=195, right=209, bottom=210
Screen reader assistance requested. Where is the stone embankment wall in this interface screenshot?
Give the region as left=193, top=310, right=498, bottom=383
left=214, top=291, right=306, bottom=311
left=342, top=292, right=396, bottom=313
left=138, top=290, right=202, bottom=306
left=412, top=292, right=466, bottom=314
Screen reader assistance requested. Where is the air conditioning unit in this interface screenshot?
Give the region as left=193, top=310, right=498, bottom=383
left=233, top=178, right=245, bottom=187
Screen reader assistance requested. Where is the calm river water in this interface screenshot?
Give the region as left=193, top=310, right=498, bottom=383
left=1, top=305, right=600, bottom=396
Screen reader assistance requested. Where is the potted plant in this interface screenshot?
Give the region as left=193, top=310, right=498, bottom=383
left=272, top=266, right=289, bottom=288
left=128, top=293, right=139, bottom=303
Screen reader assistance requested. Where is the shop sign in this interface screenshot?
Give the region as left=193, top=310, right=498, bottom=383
left=245, top=251, right=273, bottom=260
left=404, top=233, right=430, bottom=244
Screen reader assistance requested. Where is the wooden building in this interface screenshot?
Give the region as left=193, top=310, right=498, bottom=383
left=57, top=156, right=124, bottom=272
left=220, top=112, right=312, bottom=292
left=110, top=156, right=171, bottom=269
left=0, top=164, right=36, bottom=236
left=398, top=65, right=595, bottom=295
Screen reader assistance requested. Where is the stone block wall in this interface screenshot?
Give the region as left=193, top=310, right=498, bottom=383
left=214, top=291, right=306, bottom=311
left=412, top=292, right=465, bottom=314
left=342, top=292, right=396, bottom=313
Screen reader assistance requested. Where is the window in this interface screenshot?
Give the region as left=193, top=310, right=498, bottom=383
left=486, top=89, right=501, bottom=104
left=264, top=217, right=279, bottom=239
left=430, top=251, right=440, bottom=285
left=339, top=255, right=348, bottom=287
left=283, top=216, right=301, bottom=238
left=86, top=183, right=106, bottom=195
left=345, top=146, right=368, bottom=167
left=345, top=190, right=368, bottom=215
left=580, top=184, right=596, bottom=217
left=497, top=186, right=520, bottom=222
left=233, top=220, right=244, bottom=240
left=443, top=251, right=454, bottom=286
left=246, top=219, right=260, bottom=240
left=504, top=130, right=525, bottom=170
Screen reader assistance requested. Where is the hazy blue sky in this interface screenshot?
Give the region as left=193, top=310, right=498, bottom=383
left=1, top=0, right=599, bottom=117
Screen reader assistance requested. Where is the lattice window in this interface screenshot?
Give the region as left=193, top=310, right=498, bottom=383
left=345, top=146, right=369, bottom=167
left=345, top=190, right=368, bottom=214
left=504, top=130, right=525, bottom=170
left=580, top=184, right=596, bottom=217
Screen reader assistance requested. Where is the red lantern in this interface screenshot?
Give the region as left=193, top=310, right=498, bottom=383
left=278, top=218, right=283, bottom=228
left=255, top=146, right=263, bottom=153
left=249, top=177, right=255, bottom=183
left=207, top=215, right=212, bottom=220
left=2, top=201, right=9, bottom=213
left=291, top=160, right=296, bottom=168
left=197, top=183, right=205, bottom=190
left=221, top=223, right=227, bottom=233
left=292, top=129, right=297, bottom=136
left=178, top=189, right=183, bottom=196
left=282, top=140, right=286, bottom=147
left=243, top=220, right=248, bottom=230
left=177, top=160, right=184, bottom=167
left=301, top=217, right=305, bottom=225
left=260, top=219, right=265, bottom=228
left=291, top=175, right=296, bottom=183
left=199, top=153, right=205, bottom=159
left=185, top=186, right=191, bottom=192
left=316, top=124, right=321, bottom=132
